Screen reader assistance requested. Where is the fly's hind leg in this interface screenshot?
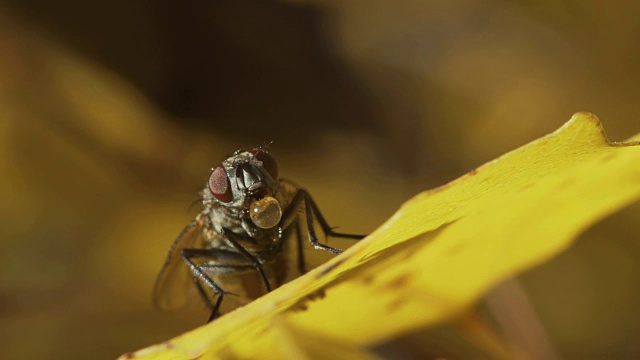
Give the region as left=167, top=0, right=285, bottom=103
left=182, top=248, right=254, bottom=322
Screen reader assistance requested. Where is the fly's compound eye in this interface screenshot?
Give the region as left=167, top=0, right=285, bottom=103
left=209, top=166, right=233, bottom=202
left=249, top=196, right=282, bottom=229
left=251, top=150, right=278, bottom=180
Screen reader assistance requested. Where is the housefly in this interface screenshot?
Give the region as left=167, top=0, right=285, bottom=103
left=153, top=147, right=365, bottom=321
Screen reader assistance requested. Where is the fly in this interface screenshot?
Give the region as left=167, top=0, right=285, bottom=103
left=153, top=146, right=365, bottom=321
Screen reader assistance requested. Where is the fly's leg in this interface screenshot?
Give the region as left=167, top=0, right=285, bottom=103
left=305, top=193, right=366, bottom=241
left=303, top=192, right=344, bottom=254
left=182, top=249, right=227, bottom=321
left=279, top=184, right=366, bottom=255
left=193, top=279, right=216, bottom=311
left=280, top=217, right=307, bottom=275
left=182, top=248, right=253, bottom=322
left=220, top=228, right=272, bottom=293
left=294, top=219, right=307, bottom=274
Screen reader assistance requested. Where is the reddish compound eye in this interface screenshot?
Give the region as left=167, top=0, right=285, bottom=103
left=252, top=150, right=278, bottom=180
left=208, top=166, right=233, bottom=202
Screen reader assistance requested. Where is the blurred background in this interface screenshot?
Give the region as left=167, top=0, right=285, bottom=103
left=0, top=1, right=639, bottom=359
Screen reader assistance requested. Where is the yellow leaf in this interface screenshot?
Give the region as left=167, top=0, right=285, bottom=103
left=121, top=112, right=640, bottom=360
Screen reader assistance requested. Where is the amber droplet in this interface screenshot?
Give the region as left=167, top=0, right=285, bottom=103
left=250, top=197, right=282, bottom=229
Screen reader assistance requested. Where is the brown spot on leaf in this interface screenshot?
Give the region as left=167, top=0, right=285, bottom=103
left=289, top=302, right=309, bottom=312
left=286, top=288, right=327, bottom=313
left=316, top=258, right=347, bottom=278
left=444, top=242, right=464, bottom=257
left=361, top=274, right=375, bottom=285
left=387, top=274, right=411, bottom=290
left=387, top=297, right=407, bottom=311
left=600, top=152, right=617, bottom=163
left=306, top=289, right=326, bottom=301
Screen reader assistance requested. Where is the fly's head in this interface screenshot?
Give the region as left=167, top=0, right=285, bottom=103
left=207, top=148, right=282, bottom=229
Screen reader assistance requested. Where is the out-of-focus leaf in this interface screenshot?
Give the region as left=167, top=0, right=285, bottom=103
left=121, top=112, right=640, bottom=359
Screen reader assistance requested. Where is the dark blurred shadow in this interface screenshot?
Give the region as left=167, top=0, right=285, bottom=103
left=5, top=0, right=378, bottom=146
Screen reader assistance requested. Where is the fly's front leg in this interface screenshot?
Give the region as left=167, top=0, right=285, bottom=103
left=305, top=193, right=366, bottom=241
left=279, top=183, right=366, bottom=256
left=303, top=192, right=343, bottom=254
left=220, top=228, right=272, bottom=293
left=192, top=280, right=216, bottom=312
left=182, top=248, right=253, bottom=322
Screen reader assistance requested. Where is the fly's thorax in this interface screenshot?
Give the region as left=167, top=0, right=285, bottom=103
left=206, top=204, right=243, bottom=236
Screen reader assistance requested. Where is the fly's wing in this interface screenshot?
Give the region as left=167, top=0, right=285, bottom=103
left=153, top=213, right=209, bottom=311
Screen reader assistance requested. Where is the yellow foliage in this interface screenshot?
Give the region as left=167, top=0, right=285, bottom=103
left=121, top=113, right=640, bottom=360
